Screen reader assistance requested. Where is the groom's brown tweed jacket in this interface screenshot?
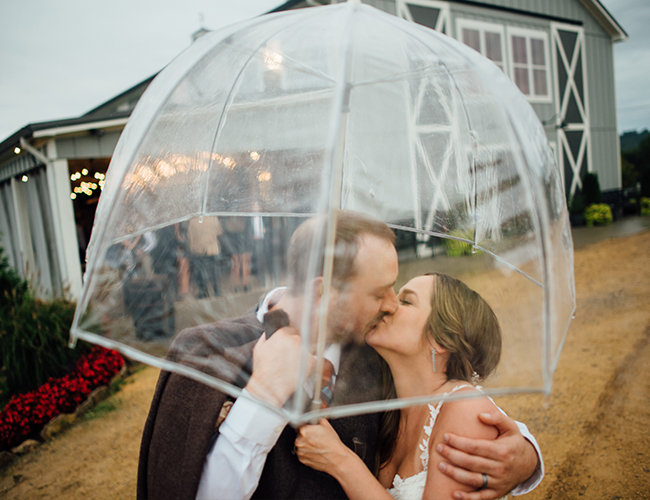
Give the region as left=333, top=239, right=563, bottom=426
left=137, top=308, right=384, bottom=500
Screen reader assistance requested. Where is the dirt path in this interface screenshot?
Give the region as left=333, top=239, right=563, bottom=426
left=498, top=229, right=650, bottom=499
left=1, top=229, right=649, bottom=499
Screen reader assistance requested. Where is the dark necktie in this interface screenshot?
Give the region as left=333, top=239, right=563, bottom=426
left=320, top=359, right=335, bottom=409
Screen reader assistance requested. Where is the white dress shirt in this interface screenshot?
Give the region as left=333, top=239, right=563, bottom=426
left=196, top=288, right=544, bottom=500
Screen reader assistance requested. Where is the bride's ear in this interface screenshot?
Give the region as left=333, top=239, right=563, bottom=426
left=427, top=340, right=447, bottom=355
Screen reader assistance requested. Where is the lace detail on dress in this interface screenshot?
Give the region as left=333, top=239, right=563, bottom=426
left=387, top=384, right=508, bottom=500
left=387, top=469, right=427, bottom=500
left=417, top=384, right=473, bottom=471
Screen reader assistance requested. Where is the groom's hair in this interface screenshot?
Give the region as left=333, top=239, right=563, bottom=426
left=286, top=210, right=395, bottom=294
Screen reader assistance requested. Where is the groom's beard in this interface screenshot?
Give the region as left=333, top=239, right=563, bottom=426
left=330, top=310, right=387, bottom=345
left=363, top=311, right=387, bottom=336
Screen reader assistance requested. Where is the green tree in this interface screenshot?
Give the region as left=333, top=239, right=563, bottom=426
left=582, top=172, right=601, bottom=206
left=621, top=156, right=638, bottom=189
left=623, top=135, right=650, bottom=197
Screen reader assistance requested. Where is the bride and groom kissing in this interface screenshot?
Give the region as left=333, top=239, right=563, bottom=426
left=138, top=210, right=543, bottom=500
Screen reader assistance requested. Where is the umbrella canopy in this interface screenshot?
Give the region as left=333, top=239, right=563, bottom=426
left=71, top=0, right=575, bottom=424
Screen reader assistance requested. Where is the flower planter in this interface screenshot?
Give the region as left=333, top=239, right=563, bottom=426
left=0, top=347, right=125, bottom=462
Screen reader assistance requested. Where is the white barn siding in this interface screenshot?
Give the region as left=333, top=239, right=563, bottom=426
left=55, top=130, right=122, bottom=160
left=584, top=33, right=620, bottom=190
left=369, top=0, right=396, bottom=15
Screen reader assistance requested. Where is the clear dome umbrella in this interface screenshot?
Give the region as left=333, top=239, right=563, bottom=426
left=70, top=0, right=575, bottom=424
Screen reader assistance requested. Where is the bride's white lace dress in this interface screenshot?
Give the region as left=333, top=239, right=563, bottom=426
left=386, top=385, right=507, bottom=500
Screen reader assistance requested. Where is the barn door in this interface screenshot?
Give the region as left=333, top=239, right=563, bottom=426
left=552, top=23, right=590, bottom=200
left=397, top=0, right=449, bottom=34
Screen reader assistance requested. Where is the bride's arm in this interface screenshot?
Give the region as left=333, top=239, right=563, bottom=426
left=423, top=396, right=499, bottom=500
left=295, top=419, right=394, bottom=500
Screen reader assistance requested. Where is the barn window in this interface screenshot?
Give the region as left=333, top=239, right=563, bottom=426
left=456, top=19, right=506, bottom=72
left=507, top=28, right=551, bottom=102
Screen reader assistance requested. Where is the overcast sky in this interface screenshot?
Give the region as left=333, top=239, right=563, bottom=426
left=0, top=0, right=648, bottom=143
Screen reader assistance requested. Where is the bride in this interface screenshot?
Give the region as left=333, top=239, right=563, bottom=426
left=295, top=273, right=509, bottom=500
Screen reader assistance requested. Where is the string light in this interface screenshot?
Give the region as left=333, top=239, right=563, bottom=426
left=70, top=169, right=107, bottom=198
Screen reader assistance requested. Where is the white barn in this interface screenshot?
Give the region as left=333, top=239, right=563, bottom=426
left=0, top=0, right=626, bottom=298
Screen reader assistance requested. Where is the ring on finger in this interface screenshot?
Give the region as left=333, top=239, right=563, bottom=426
left=479, top=473, right=488, bottom=490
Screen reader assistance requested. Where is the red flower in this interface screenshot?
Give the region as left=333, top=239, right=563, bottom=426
left=0, top=347, right=124, bottom=450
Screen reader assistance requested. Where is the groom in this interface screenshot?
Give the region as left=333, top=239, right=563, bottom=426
left=138, top=210, right=542, bottom=500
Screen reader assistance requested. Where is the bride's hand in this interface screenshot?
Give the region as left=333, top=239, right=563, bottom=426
left=295, top=419, right=355, bottom=475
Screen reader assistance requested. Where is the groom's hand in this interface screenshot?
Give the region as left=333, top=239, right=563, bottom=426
left=436, top=411, right=538, bottom=500
left=246, top=327, right=312, bottom=407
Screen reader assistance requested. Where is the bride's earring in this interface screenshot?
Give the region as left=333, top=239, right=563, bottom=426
left=431, top=348, right=437, bottom=373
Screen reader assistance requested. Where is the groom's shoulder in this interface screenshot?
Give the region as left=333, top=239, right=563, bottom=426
left=171, top=309, right=262, bottom=350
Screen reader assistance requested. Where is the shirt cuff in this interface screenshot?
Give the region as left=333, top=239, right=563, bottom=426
left=221, top=389, right=290, bottom=447
left=510, top=420, right=544, bottom=495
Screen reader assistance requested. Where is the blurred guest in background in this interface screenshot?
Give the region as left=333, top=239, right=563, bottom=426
left=188, top=216, right=223, bottom=299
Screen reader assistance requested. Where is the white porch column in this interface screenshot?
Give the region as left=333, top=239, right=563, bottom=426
left=10, top=176, right=34, bottom=280
left=46, top=140, right=83, bottom=299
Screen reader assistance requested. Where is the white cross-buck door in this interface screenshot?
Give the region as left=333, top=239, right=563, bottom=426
left=397, top=0, right=449, bottom=34
left=552, top=23, right=590, bottom=199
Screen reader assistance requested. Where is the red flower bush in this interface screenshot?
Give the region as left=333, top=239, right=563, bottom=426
left=0, top=346, right=124, bottom=451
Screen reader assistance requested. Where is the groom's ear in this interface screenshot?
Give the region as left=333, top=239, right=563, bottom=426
left=310, top=276, right=340, bottom=307
left=312, top=277, right=324, bottom=298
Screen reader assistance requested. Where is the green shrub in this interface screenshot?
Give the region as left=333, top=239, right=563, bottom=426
left=443, top=230, right=481, bottom=257
left=584, top=203, right=613, bottom=227
left=569, top=190, right=585, bottom=215
left=582, top=172, right=602, bottom=206
left=641, top=197, right=650, bottom=216
left=0, top=242, right=87, bottom=406
left=0, top=242, right=28, bottom=312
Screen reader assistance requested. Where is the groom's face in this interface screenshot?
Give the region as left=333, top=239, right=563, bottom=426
left=327, top=234, right=399, bottom=343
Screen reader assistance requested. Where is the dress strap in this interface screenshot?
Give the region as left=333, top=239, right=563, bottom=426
left=418, top=384, right=476, bottom=469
